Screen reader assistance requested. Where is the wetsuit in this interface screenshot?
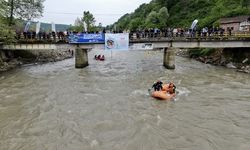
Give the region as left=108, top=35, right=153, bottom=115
left=152, top=81, right=163, bottom=91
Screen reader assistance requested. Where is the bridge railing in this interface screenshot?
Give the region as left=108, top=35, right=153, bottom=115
left=14, top=31, right=68, bottom=44
left=10, top=31, right=250, bottom=44
left=129, top=31, right=250, bottom=42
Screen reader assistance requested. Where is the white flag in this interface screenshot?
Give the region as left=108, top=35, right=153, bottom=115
left=83, top=22, right=87, bottom=32
left=52, top=22, right=56, bottom=32
left=191, top=19, right=198, bottom=30
left=36, top=22, right=41, bottom=34
left=24, top=21, right=31, bottom=32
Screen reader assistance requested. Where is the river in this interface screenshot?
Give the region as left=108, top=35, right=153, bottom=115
left=0, top=50, right=250, bottom=150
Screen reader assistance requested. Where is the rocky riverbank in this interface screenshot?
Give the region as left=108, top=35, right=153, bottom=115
left=181, top=48, right=250, bottom=74
left=0, top=49, right=74, bottom=72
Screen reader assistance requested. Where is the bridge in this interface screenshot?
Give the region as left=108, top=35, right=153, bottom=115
left=1, top=34, right=250, bottom=69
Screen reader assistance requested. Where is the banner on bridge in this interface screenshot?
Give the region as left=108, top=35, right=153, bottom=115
left=105, top=33, right=129, bottom=50
left=69, top=33, right=105, bottom=43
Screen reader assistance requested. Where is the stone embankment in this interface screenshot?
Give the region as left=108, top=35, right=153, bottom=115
left=176, top=48, right=250, bottom=74
left=0, top=49, right=74, bottom=72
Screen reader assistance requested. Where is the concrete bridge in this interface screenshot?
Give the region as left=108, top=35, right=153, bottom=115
left=1, top=37, right=250, bottom=69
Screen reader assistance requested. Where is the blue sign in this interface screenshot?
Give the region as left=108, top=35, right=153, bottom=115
left=69, top=33, right=105, bottom=43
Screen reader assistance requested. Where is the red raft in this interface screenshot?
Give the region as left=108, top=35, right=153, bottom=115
left=94, top=55, right=105, bottom=61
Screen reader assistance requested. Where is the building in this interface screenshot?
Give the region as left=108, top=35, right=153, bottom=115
left=220, top=16, right=250, bottom=32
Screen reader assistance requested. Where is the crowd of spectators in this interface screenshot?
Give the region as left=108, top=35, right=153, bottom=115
left=15, top=30, right=68, bottom=41
left=129, top=27, right=230, bottom=39
left=14, top=26, right=233, bottom=41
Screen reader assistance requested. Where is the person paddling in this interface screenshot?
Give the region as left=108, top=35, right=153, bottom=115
left=152, top=80, right=163, bottom=91
left=150, top=81, right=176, bottom=100
left=162, top=82, right=176, bottom=94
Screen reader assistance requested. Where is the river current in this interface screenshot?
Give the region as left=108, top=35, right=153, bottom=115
left=0, top=50, right=250, bottom=150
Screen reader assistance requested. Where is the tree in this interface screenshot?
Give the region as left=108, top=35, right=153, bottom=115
left=74, top=17, right=82, bottom=26
left=71, top=17, right=84, bottom=32
left=0, top=17, right=16, bottom=43
left=155, top=0, right=168, bottom=8
left=242, top=0, right=250, bottom=8
left=97, top=22, right=102, bottom=32
left=0, top=0, right=8, bottom=17
left=129, top=18, right=142, bottom=31
left=145, top=11, right=159, bottom=28
left=7, top=0, right=45, bottom=25
left=116, top=13, right=130, bottom=30
left=0, top=0, right=15, bottom=43
left=82, top=11, right=96, bottom=32
left=72, top=11, right=97, bottom=32
left=158, top=7, right=169, bottom=28
left=114, top=0, right=250, bottom=29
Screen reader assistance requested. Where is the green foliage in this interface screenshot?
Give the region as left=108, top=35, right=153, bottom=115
left=200, top=48, right=216, bottom=56
left=145, top=11, right=159, bottom=28
left=72, top=17, right=83, bottom=32
left=5, top=0, right=45, bottom=25
left=1, top=0, right=62, bottom=44
left=158, top=7, right=169, bottom=28
left=241, top=0, right=250, bottom=8
left=0, top=1, right=15, bottom=43
left=0, top=0, right=7, bottom=17
left=72, top=11, right=97, bottom=32
left=14, top=0, right=45, bottom=20
left=0, top=18, right=16, bottom=43
left=113, top=0, right=250, bottom=30
left=189, top=48, right=216, bottom=57
left=114, top=14, right=130, bottom=31
left=82, top=11, right=96, bottom=32
left=117, top=5, right=170, bottom=30
left=129, top=18, right=143, bottom=31
left=0, top=0, right=46, bottom=43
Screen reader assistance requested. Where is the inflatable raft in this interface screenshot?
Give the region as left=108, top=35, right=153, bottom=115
left=94, top=55, right=105, bottom=61
left=149, top=83, right=176, bottom=100
left=151, top=90, right=175, bottom=100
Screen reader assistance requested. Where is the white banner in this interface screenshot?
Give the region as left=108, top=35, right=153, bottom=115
left=105, top=33, right=129, bottom=50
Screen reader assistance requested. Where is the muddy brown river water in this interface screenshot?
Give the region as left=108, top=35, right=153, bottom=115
left=0, top=50, right=250, bottom=150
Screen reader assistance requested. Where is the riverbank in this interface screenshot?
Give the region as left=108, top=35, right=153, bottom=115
left=182, top=48, right=250, bottom=74
left=0, top=49, right=74, bottom=72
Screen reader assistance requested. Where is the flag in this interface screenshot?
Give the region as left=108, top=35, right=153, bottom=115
left=24, top=21, right=31, bottom=32
left=36, top=22, right=41, bottom=34
left=83, top=22, right=87, bottom=32
left=52, top=22, right=56, bottom=32
left=191, top=19, right=198, bottom=30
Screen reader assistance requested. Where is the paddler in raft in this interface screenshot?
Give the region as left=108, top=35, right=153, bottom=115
left=150, top=81, right=176, bottom=100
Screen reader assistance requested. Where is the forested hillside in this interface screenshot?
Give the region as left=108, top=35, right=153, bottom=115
left=113, top=0, right=250, bottom=30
